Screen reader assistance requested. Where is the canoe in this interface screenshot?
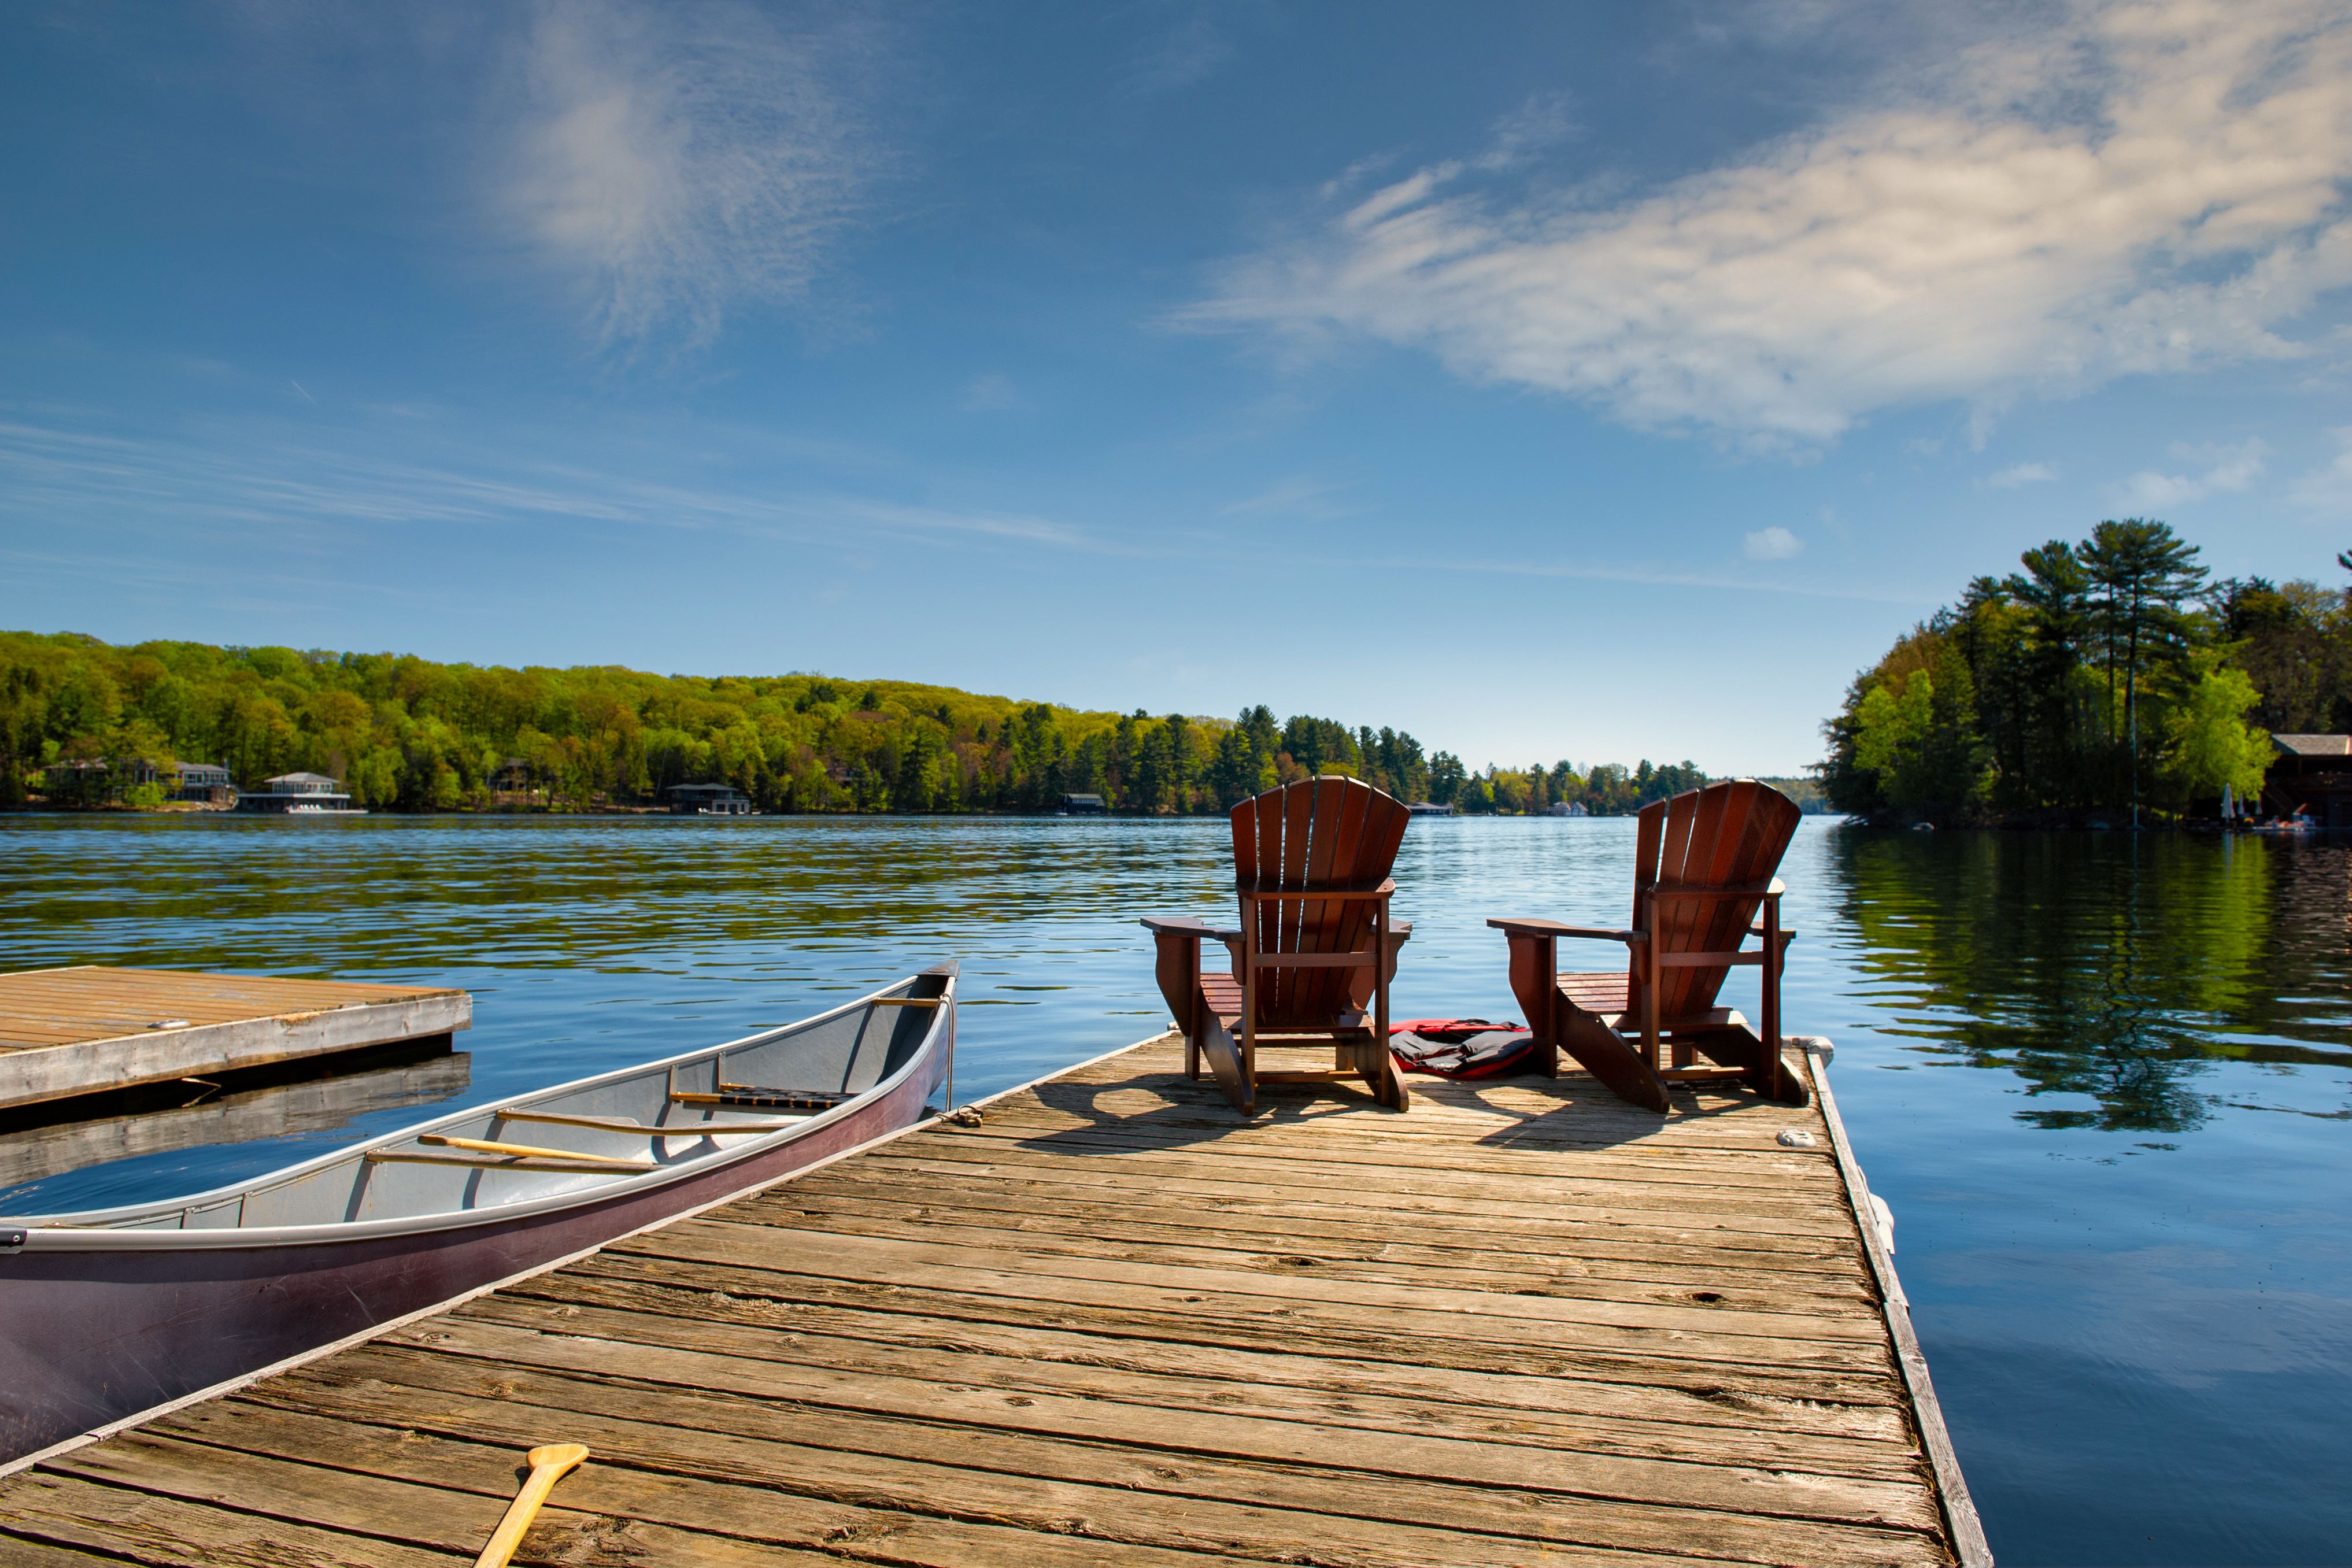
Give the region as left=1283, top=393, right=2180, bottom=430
left=0, top=964, right=956, bottom=1464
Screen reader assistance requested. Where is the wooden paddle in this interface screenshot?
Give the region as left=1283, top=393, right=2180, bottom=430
left=474, top=1443, right=589, bottom=1568
left=419, top=1134, right=649, bottom=1168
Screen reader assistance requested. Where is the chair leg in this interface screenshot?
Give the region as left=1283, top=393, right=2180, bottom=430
left=1241, top=1015, right=1256, bottom=1115
left=1553, top=1004, right=1671, bottom=1114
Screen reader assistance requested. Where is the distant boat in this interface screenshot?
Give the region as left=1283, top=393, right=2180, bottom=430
left=0, top=966, right=956, bottom=1463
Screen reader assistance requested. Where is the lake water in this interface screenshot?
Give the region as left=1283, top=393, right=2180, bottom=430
left=1, top=813, right=2347, bottom=1564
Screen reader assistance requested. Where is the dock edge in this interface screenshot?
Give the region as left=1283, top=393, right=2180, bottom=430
left=1800, top=1036, right=1993, bottom=1567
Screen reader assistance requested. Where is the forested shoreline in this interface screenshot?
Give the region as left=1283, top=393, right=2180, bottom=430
left=1821, top=522, right=2351, bottom=826
left=0, top=631, right=1726, bottom=817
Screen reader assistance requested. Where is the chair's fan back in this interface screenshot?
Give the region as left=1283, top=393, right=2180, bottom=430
left=1625, top=780, right=1801, bottom=1022
left=1231, top=776, right=1409, bottom=1027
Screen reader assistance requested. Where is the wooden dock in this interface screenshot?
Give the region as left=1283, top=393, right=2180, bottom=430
left=0, top=967, right=469, bottom=1110
left=0, top=1033, right=1987, bottom=1567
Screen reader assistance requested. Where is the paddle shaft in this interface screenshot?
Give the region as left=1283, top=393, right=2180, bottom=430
left=474, top=1443, right=588, bottom=1568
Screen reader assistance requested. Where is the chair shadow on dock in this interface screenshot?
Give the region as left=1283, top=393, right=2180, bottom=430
left=1005, top=1032, right=1770, bottom=1159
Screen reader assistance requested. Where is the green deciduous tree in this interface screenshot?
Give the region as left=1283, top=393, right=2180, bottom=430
left=2168, top=656, right=2270, bottom=805
left=1822, top=522, right=2349, bottom=823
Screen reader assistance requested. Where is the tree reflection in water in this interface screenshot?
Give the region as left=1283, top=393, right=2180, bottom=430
left=1827, top=830, right=2352, bottom=1133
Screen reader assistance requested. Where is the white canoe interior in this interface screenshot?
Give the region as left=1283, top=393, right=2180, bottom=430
left=1, top=968, right=954, bottom=1248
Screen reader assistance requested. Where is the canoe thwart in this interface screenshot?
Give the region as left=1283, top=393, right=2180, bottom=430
left=364, top=1151, right=657, bottom=1174
left=495, top=1110, right=808, bottom=1136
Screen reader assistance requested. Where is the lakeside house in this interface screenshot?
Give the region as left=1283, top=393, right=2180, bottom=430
left=236, top=772, right=364, bottom=815
left=40, top=757, right=234, bottom=807
left=1406, top=801, right=1453, bottom=816
left=174, top=763, right=234, bottom=805
left=1058, top=793, right=1107, bottom=815
left=665, top=782, right=752, bottom=816
left=1546, top=800, right=1590, bottom=816
left=39, top=760, right=113, bottom=804
left=2267, top=734, right=2352, bottom=827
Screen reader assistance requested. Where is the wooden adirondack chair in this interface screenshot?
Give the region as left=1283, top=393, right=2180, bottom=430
left=1489, top=779, right=1806, bottom=1113
left=1142, top=776, right=1412, bottom=1114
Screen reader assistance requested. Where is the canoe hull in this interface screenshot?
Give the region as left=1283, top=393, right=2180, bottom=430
left=0, top=1025, right=946, bottom=1464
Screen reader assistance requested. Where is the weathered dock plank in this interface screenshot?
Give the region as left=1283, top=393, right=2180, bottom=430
left=0, top=1033, right=1986, bottom=1566
left=0, top=966, right=468, bottom=1109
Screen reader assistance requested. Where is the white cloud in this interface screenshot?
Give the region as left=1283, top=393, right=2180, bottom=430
left=500, top=0, right=886, bottom=348
left=1744, top=526, right=1803, bottom=560
left=959, top=373, right=1029, bottom=413
left=1988, top=461, right=2057, bottom=487
left=2117, top=438, right=2268, bottom=509
left=2290, top=427, right=2352, bottom=515
left=1186, top=2, right=2352, bottom=447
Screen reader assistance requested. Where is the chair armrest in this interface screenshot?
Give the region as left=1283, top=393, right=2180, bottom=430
left=1140, top=916, right=1216, bottom=938
left=1747, top=923, right=1799, bottom=942
left=1488, top=918, right=1645, bottom=944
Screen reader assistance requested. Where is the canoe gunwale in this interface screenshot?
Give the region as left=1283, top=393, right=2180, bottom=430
left=0, top=971, right=955, bottom=1253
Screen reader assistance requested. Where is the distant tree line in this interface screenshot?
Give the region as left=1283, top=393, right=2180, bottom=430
left=1821, top=520, right=2351, bottom=825
left=0, top=631, right=1746, bottom=817
left=1445, top=757, right=1714, bottom=815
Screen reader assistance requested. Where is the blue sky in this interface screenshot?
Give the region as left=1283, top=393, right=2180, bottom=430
left=4, top=1, right=2350, bottom=773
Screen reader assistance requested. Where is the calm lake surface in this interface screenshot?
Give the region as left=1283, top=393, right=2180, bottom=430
left=2, top=813, right=2347, bottom=1564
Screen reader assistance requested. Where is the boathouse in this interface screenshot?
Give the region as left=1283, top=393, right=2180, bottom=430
left=1058, top=792, right=1107, bottom=814
left=235, top=772, right=364, bottom=815
left=2266, top=734, right=2352, bottom=827
left=1406, top=800, right=1454, bottom=816
left=666, top=782, right=752, bottom=815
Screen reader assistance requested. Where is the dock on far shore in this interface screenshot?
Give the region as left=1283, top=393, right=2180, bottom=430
left=0, top=967, right=469, bottom=1111
left=0, top=1031, right=1988, bottom=1567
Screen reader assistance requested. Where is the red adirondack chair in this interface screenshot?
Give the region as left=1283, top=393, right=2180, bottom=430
left=1488, top=779, right=1806, bottom=1112
left=1142, top=776, right=1412, bottom=1114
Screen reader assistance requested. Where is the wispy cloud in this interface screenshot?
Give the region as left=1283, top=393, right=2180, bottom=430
left=1401, top=553, right=1928, bottom=605
left=2291, top=427, right=2352, bottom=515
left=1185, top=2, right=2352, bottom=447
left=1124, top=11, right=1232, bottom=95
left=2117, top=438, right=2268, bottom=509
left=498, top=0, right=889, bottom=349
left=1988, top=461, right=2057, bottom=488
left=958, top=373, right=1030, bottom=413
left=1218, top=476, right=1353, bottom=520
left=0, top=411, right=1106, bottom=556
left=1744, top=526, right=1803, bottom=561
